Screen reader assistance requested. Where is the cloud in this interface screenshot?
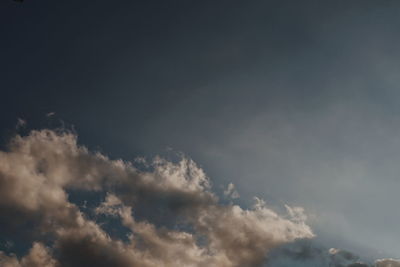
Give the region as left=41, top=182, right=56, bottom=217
left=224, top=183, right=240, bottom=199
left=15, top=118, right=26, bottom=130
left=265, top=240, right=373, bottom=267
left=0, top=242, right=57, bottom=267
left=0, top=129, right=314, bottom=267
left=265, top=241, right=400, bottom=267
left=375, top=259, right=400, bottom=267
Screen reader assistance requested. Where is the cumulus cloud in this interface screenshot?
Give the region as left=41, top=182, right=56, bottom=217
left=0, top=129, right=314, bottom=267
left=0, top=242, right=57, bottom=267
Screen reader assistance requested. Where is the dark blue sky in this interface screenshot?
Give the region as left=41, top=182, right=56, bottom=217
left=2, top=0, right=400, bottom=260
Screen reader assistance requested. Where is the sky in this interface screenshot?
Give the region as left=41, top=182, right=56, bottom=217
left=2, top=1, right=400, bottom=266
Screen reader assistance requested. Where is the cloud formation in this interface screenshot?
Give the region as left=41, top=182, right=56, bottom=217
left=0, top=242, right=56, bottom=267
left=265, top=239, right=400, bottom=267
left=375, top=259, right=400, bottom=267
left=0, top=129, right=314, bottom=267
left=265, top=240, right=369, bottom=267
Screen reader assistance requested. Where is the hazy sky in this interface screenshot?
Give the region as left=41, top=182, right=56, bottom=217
left=2, top=1, right=400, bottom=266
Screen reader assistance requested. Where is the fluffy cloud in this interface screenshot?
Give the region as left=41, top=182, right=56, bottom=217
left=0, top=242, right=57, bottom=267
left=0, top=129, right=314, bottom=267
